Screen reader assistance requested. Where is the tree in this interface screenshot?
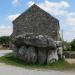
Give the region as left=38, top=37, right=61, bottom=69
left=0, top=36, right=9, bottom=44
left=70, top=39, right=75, bottom=51
left=63, top=41, right=71, bottom=51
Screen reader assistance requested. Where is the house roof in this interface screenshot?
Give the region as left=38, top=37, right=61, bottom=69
left=13, top=4, right=59, bottom=23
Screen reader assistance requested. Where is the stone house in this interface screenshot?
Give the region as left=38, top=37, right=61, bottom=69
left=10, top=4, right=61, bottom=64
left=12, top=4, right=60, bottom=41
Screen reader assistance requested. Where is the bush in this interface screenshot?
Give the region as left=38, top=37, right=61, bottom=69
left=0, top=36, right=9, bottom=44
left=70, top=39, right=75, bottom=51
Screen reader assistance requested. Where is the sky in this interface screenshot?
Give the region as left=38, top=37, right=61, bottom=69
left=0, top=0, right=75, bottom=42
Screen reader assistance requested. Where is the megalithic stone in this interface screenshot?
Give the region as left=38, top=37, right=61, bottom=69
left=37, top=48, right=48, bottom=64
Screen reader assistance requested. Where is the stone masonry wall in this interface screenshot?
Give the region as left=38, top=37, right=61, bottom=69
left=13, top=5, right=59, bottom=41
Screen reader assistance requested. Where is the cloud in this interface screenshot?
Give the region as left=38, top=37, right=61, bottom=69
left=41, top=0, right=70, bottom=8
left=37, top=0, right=70, bottom=15
left=8, top=14, right=20, bottom=21
left=0, top=25, right=12, bottom=36
left=67, top=12, right=75, bottom=17
left=11, top=0, right=19, bottom=6
left=72, top=27, right=75, bottom=32
left=28, top=1, right=34, bottom=7
left=63, top=31, right=75, bottom=41
left=66, top=12, right=75, bottom=26
left=27, top=0, right=70, bottom=15
left=66, top=17, right=75, bottom=26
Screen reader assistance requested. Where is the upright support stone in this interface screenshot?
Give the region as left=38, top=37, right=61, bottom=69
left=47, top=49, right=58, bottom=64
left=57, top=47, right=63, bottom=59
left=38, top=48, right=47, bottom=64
left=18, top=46, right=25, bottom=60
left=11, top=44, right=18, bottom=58
left=24, top=46, right=37, bottom=64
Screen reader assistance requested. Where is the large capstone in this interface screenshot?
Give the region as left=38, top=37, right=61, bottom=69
left=13, top=34, right=56, bottom=48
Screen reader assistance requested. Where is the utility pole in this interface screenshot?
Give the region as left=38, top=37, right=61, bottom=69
left=61, top=29, right=63, bottom=50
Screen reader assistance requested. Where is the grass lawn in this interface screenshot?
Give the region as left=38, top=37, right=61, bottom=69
left=0, top=54, right=75, bottom=71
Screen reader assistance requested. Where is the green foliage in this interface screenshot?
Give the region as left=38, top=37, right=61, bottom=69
left=70, top=39, right=75, bottom=51
left=63, top=41, right=71, bottom=51
left=0, top=36, right=9, bottom=44
left=63, top=39, right=75, bottom=51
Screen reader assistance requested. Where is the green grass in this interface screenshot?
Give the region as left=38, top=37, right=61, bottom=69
left=0, top=54, right=75, bottom=71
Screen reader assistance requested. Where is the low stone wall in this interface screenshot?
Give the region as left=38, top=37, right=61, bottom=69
left=63, top=51, right=75, bottom=58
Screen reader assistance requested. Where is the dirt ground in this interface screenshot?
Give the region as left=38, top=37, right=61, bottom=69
left=0, top=63, right=75, bottom=75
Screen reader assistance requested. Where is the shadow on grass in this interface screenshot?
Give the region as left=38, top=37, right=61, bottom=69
left=0, top=53, right=75, bottom=71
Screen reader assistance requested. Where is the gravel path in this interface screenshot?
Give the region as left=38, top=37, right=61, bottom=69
left=0, top=63, right=75, bottom=75
left=0, top=50, right=75, bottom=75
